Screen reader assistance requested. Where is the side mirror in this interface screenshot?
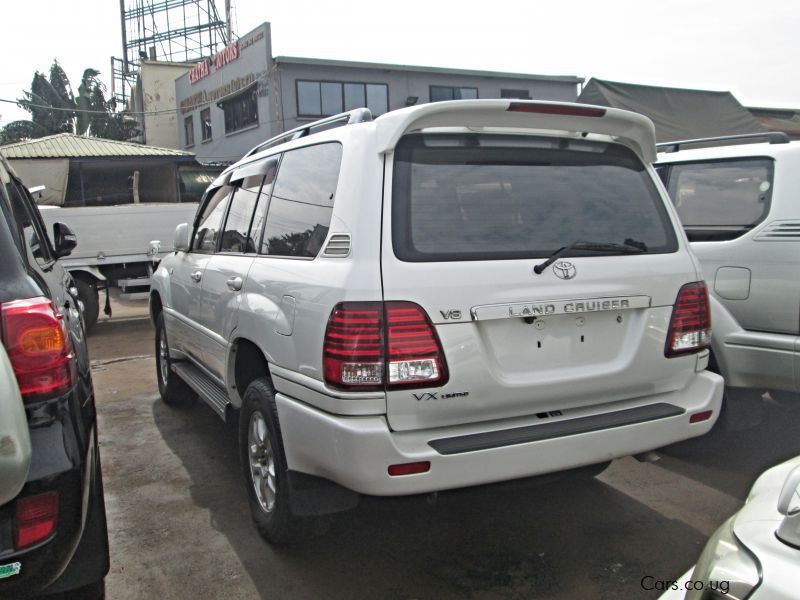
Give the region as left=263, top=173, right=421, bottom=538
left=52, top=222, right=77, bottom=258
left=28, top=185, right=46, bottom=200
left=776, top=464, right=800, bottom=548
left=173, top=223, right=191, bottom=252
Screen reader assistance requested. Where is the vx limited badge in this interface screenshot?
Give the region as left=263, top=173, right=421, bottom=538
left=552, top=261, right=577, bottom=280
left=413, top=391, right=470, bottom=401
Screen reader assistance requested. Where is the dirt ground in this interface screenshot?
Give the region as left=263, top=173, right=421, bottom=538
left=88, top=302, right=800, bottom=599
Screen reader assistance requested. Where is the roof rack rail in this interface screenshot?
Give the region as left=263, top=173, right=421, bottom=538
left=656, top=131, right=790, bottom=153
left=244, top=108, right=373, bottom=157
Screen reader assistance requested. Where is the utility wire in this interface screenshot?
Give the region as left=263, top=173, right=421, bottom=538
left=0, top=96, right=215, bottom=117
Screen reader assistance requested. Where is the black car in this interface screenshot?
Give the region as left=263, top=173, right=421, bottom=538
left=0, top=156, right=108, bottom=599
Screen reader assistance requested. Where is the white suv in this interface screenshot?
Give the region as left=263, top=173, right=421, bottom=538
left=150, top=99, right=724, bottom=543
left=656, top=134, right=799, bottom=404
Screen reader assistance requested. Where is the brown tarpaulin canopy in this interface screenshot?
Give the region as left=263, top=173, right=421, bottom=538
left=577, top=78, right=768, bottom=143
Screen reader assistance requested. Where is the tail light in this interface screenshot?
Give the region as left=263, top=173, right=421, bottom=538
left=665, top=282, right=711, bottom=357
left=15, top=491, right=59, bottom=549
left=323, top=301, right=448, bottom=390
left=1, top=297, right=74, bottom=401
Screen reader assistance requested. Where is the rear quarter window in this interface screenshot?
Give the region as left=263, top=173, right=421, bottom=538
left=663, top=158, right=773, bottom=242
left=392, top=134, right=677, bottom=262
left=261, top=143, right=342, bottom=258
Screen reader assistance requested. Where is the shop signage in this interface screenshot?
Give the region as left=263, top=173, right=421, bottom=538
left=180, top=72, right=259, bottom=113
left=189, top=40, right=241, bottom=85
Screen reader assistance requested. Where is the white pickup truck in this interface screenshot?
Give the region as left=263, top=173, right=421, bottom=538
left=38, top=202, right=198, bottom=331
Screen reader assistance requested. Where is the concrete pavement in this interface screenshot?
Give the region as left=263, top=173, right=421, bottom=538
left=88, top=311, right=800, bottom=599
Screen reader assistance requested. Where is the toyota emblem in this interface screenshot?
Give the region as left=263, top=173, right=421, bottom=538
left=553, top=261, right=577, bottom=280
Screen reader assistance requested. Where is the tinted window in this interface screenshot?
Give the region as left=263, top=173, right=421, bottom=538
left=392, top=134, right=677, bottom=262
left=261, top=144, right=342, bottom=257
left=184, top=115, right=194, bottom=147
left=365, top=84, right=388, bottom=116
left=7, top=182, right=52, bottom=267
left=501, top=89, right=530, bottom=99
left=344, top=83, right=365, bottom=111
left=220, top=175, right=264, bottom=253
left=430, top=86, right=479, bottom=102
left=297, top=81, right=321, bottom=116
left=248, top=159, right=279, bottom=247
left=665, top=159, right=773, bottom=241
left=297, top=81, right=389, bottom=117
left=200, top=107, right=212, bottom=141
left=193, top=185, right=232, bottom=252
left=321, top=82, right=343, bottom=116
left=223, top=89, right=258, bottom=133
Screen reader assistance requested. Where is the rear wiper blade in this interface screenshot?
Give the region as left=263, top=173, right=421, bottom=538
left=533, top=238, right=648, bottom=275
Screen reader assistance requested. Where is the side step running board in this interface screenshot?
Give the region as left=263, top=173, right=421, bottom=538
left=172, top=362, right=230, bottom=420
left=429, top=402, right=685, bottom=455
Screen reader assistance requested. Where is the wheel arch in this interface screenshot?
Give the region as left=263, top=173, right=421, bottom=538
left=228, top=337, right=273, bottom=409
left=149, top=290, right=163, bottom=327
left=68, top=266, right=106, bottom=283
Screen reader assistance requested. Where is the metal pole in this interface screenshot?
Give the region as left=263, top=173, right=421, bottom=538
left=225, top=0, right=232, bottom=44
left=119, top=0, right=128, bottom=72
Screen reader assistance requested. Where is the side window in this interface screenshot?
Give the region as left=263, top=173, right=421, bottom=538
left=6, top=181, right=52, bottom=268
left=193, top=185, right=233, bottom=252
left=666, top=158, right=774, bottom=241
left=247, top=159, right=279, bottom=248
left=219, top=174, right=265, bottom=253
left=261, top=143, right=342, bottom=258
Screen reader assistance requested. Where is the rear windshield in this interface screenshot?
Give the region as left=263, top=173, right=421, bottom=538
left=663, top=158, right=773, bottom=242
left=392, top=134, right=677, bottom=262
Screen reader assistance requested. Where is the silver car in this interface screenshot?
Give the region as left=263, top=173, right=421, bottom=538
left=657, top=134, right=800, bottom=403
left=150, top=99, right=724, bottom=544
left=659, top=454, right=800, bottom=600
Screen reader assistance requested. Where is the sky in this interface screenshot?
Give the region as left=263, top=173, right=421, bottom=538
left=0, top=0, right=797, bottom=127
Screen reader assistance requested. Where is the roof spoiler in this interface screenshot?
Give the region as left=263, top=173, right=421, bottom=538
left=374, top=99, right=658, bottom=163
left=657, top=131, right=790, bottom=153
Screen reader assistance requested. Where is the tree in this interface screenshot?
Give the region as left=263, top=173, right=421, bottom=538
left=1, top=60, right=139, bottom=145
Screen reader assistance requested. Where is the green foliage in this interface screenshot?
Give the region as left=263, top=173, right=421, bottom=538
left=1, top=60, right=139, bottom=145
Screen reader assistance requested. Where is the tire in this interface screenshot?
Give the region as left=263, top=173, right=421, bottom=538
left=154, top=313, right=196, bottom=407
left=239, top=377, right=299, bottom=545
left=74, top=277, right=99, bottom=334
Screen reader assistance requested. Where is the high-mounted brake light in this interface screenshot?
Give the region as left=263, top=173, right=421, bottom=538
left=507, top=102, right=606, bottom=118
left=15, top=491, right=59, bottom=549
left=1, top=297, right=74, bottom=400
left=665, top=282, right=712, bottom=357
left=323, top=301, right=448, bottom=390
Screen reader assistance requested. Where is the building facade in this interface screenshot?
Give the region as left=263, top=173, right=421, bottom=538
left=174, top=22, right=583, bottom=164
left=129, top=60, right=195, bottom=148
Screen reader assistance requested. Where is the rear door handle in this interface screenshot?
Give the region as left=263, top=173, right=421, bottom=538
left=190, top=270, right=202, bottom=282
left=226, top=276, right=243, bottom=291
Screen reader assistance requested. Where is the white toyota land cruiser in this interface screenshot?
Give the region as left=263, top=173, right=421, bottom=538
left=150, top=99, right=724, bottom=544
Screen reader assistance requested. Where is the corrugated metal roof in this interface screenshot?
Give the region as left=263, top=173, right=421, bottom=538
left=0, top=134, right=194, bottom=159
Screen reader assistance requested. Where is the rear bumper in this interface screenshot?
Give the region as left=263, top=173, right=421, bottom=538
left=276, top=370, right=724, bottom=496
left=718, top=330, right=796, bottom=392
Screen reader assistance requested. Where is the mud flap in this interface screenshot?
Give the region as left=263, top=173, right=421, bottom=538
left=287, top=471, right=360, bottom=516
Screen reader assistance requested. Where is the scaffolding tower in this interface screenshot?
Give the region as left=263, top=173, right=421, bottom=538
left=112, top=0, right=232, bottom=107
